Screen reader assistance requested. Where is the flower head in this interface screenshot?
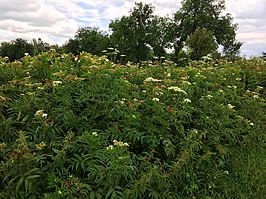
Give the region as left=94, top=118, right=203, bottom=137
left=52, top=81, right=62, bottom=86
left=35, top=141, right=46, bottom=150
left=152, top=97, right=160, bottom=102
left=227, top=104, right=235, bottom=109
left=206, top=95, right=213, bottom=100
left=168, top=86, right=187, bottom=94
left=184, top=99, right=192, bottom=103
left=144, top=77, right=162, bottom=83
left=35, top=110, right=48, bottom=119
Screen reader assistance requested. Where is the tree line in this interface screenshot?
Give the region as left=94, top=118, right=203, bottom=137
left=0, top=0, right=247, bottom=63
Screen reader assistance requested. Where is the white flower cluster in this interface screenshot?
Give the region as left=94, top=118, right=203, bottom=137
left=152, top=97, right=160, bottom=102
left=92, top=132, right=98, bottom=136
left=35, top=141, right=46, bottom=150
left=52, top=81, right=62, bottom=86
left=118, top=98, right=126, bottom=105
left=184, top=98, right=192, bottom=103
left=107, top=140, right=129, bottom=150
left=205, top=95, right=213, bottom=100
left=35, top=110, right=48, bottom=119
left=144, top=77, right=162, bottom=83
left=227, top=104, right=235, bottom=109
left=168, top=86, right=187, bottom=94
left=182, top=81, right=192, bottom=86
left=155, top=91, right=164, bottom=96
left=253, top=95, right=259, bottom=99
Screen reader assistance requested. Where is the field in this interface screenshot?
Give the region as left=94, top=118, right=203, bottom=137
left=0, top=52, right=265, bottom=198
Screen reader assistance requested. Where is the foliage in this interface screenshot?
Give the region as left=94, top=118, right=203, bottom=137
left=109, top=2, right=170, bottom=63
left=185, top=28, right=218, bottom=60
left=0, top=51, right=265, bottom=198
left=261, top=51, right=266, bottom=60
left=32, top=38, right=50, bottom=56
left=172, top=0, right=242, bottom=58
left=0, top=38, right=34, bottom=62
left=63, top=27, right=111, bottom=56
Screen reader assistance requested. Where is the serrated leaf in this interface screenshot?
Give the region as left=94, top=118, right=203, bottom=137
left=24, top=168, right=39, bottom=176
left=26, top=175, right=40, bottom=180
left=16, top=177, right=24, bottom=193
left=105, top=188, right=114, bottom=199
left=25, top=178, right=29, bottom=192
left=96, top=193, right=102, bottom=199
left=90, top=192, right=95, bottom=199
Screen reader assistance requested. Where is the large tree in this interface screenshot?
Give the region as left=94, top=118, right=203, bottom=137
left=109, top=3, right=154, bottom=63
left=63, top=27, right=111, bottom=56
left=186, top=27, right=218, bottom=60
left=109, top=2, right=170, bottom=62
left=0, top=38, right=34, bottom=62
left=172, top=0, right=242, bottom=58
left=32, top=38, right=50, bottom=55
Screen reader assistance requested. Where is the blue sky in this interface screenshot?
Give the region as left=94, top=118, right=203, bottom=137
left=0, top=0, right=265, bottom=57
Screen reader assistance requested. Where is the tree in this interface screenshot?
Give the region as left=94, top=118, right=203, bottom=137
left=0, top=38, right=34, bottom=62
left=172, top=0, right=242, bottom=59
left=185, top=28, right=218, bottom=60
left=109, top=2, right=171, bottom=63
left=109, top=2, right=155, bottom=63
left=262, top=52, right=266, bottom=60
left=149, top=16, right=172, bottom=58
left=32, top=38, right=50, bottom=55
left=63, top=27, right=111, bottom=56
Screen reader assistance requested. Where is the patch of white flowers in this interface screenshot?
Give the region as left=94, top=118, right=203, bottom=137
left=155, top=91, right=164, bottom=96
left=107, top=140, right=129, bottom=150
left=35, top=141, right=46, bottom=150
left=52, top=81, right=62, bottom=86
left=253, top=95, right=259, bottom=99
left=184, top=98, right=192, bottom=103
left=144, top=77, right=162, bottom=83
left=35, top=110, right=48, bottom=119
left=168, top=86, right=187, bottom=94
left=227, top=104, right=235, bottom=109
left=92, top=132, right=98, bottom=136
left=205, top=95, right=213, bottom=100
left=152, top=97, right=160, bottom=102
left=182, top=81, right=192, bottom=86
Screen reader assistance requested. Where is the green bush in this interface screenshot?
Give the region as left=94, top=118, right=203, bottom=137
left=0, top=52, right=265, bottom=198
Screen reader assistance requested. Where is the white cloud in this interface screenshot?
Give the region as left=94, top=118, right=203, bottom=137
left=0, top=0, right=265, bottom=57
left=0, top=0, right=78, bottom=44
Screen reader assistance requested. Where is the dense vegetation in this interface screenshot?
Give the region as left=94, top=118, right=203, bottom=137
left=0, top=0, right=243, bottom=62
left=0, top=51, right=265, bottom=198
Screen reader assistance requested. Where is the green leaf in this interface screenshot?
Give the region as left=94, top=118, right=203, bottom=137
left=105, top=188, right=114, bottom=199
left=26, top=175, right=40, bottom=180
left=25, top=178, right=29, bottom=193
left=24, top=168, right=39, bottom=176
left=52, top=148, right=61, bottom=153
left=96, top=193, right=102, bottom=199
left=16, top=177, right=24, bottom=193
left=90, top=192, right=95, bottom=199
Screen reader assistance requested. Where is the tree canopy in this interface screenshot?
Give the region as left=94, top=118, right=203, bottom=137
left=172, top=0, right=242, bottom=58
left=63, top=27, right=111, bottom=56
left=109, top=2, right=157, bottom=63
left=0, top=38, right=34, bottom=62
left=185, top=28, right=218, bottom=60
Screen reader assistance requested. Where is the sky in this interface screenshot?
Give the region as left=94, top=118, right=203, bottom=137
left=0, top=0, right=265, bottom=57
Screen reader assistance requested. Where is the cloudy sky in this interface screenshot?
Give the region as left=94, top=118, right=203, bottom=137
left=0, top=0, right=265, bottom=57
